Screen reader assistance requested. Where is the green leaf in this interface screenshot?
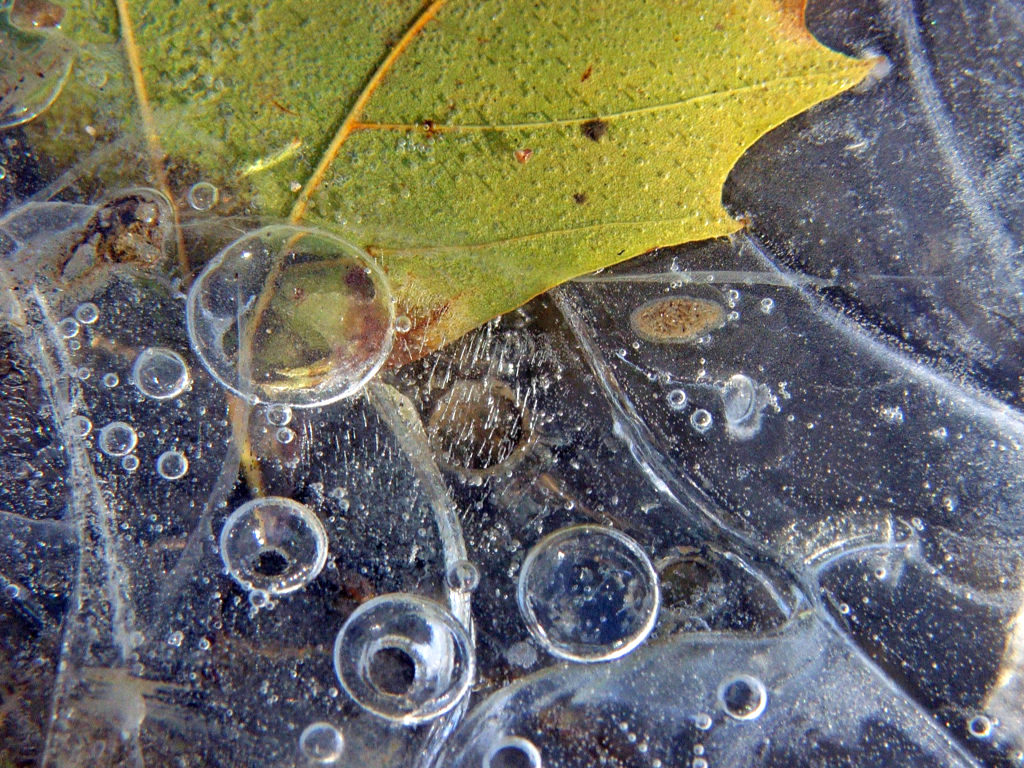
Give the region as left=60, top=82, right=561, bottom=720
left=32, top=0, right=873, bottom=364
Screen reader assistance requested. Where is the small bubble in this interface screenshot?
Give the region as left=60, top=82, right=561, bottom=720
left=120, top=455, right=140, bottom=472
left=299, top=722, right=345, bottom=764
left=721, top=374, right=756, bottom=425
left=485, top=736, right=542, bottom=768
left=726, top=310, right=739, bottom=322
left=725, top=288, right=740, bottom=307
left=68, top=415, right=92, bottom=438
left=67, top=339, right=81, bottom=351
left=394, top=315, right=412, bottom=334
left=4, top=584, right=19, bottom=599
left=77, top=367, right=91, bottom=380
left=690, top=409, right=713, bottom=433
left=874, top=566, right=887, bottom=580
left=694, top=713, right=713, bottom=731
left=58, top=318, right=80, bottom=338
left=74, top=303, right=100, bottom=324
left=692, top=759, right=708, bottom=768
left=968, top=715, right=993, bottom=740
left=156, top=450, right=189, bottom=480
left=265, top=404, right=292, bottom=426
left=101, top=372, right=119, bottom=388
left=98, top=421, right=138, bottom=456
left=759, top=297, right=775, bottom=314
left=132, top=347, right=190, bottom=400
left=276, top=427, right=295, bottom=444
left=838, top=602, right=850, bottom=615
left=167, top=630, right=184, bottom=647
left=249, top=590, right=270, bottom=609
left=0, top=166, right=6, bottom=181
left=445, top=560, right=480, bottom=593
left=718, top=675, right=767, bottom=721
left=187, top=181, right=219, bottom=211
left=666, top=388, right=687, bottom=410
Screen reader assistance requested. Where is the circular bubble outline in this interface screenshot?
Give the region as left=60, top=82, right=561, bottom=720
left=219, top=496, right=329, bottom=596
left=131, top=346, right=191, bottom=401
left=484, top=736, right=543, bottom=768
left=298, top=721, right=345, bottom=764
left=516, top=524, right=661, bottom=663
left=185, top=225, right=395, bottom=408
left=716, top=673, right=768, bottom=721
left=333, top=593, right=475, bottom=725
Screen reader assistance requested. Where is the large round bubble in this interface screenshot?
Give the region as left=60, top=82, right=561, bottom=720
left=517, top=525, right=660, bottom=663
left=219, top=497, right=328, bottom=596
left=186, top=225, right=394, bottom=407
left=333, top=594, right=474, bottom=725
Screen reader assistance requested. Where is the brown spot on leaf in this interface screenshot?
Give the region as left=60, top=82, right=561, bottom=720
left=581, top=119, right=607, bottom=142
left=573, top=192, right=587, bottom=205
left=630, top=296, right=725, bottom=343
left=580, top=64, right=593, bottom=82
left=771, top=0, right=816, bottom=44
left=513, top=148, right=533, bottom=164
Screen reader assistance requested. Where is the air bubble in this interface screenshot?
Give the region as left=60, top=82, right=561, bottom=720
left=333, top=593, right=474, bottom=724
left=74, top=303, right=99, bottom=324
left=132, top=347, right=190, bottom=400
left=265, top=404, right=292, bottom=426
left=690, top=409, right=713, bottom=433
left=694, top=713, right=713, bottom=730
left=76, top=366, right=90, bottom=380
left=186, top=225, right=394, bottom=407
left=186, top=181, right=219, bottom=211
left=167, top=630, right=183, bottom=647
left=666, top=388, right=687, bottom=410
left=101, top=372, right=119, bottom=388
left=156, top=450, right=189, bottom=480
left=485, top=736, right=543, bottom=768
left=395, top=315, right=412, bottom=334
left=120, top=454, right=139, bottom=472
left=220, top=497, right=328, bottom=596
left=445, top=559, right=481, bottom=593
left=57, top=317, right=79, bottom=338
left=98, top=421, right=137, bottom=456
left=968, top=715, right=992, bottom=739
left=517, top=525, right=660, bottom=662
left=0, top=28, right=74, bottom=129
left=721, top=374, right=756, bottom=425
left=68, top=415, right=92, bottom=438
left=67, top=339, right=80, bottom=351
left=718, top=674, right=767, bottom=720
left=276, top=427, right=295, bottom=445
left=298, top=722, right=345, bottom=764
left=759, top=297, right=774, bottom=315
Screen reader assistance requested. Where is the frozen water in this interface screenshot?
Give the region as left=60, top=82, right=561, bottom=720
left=0, top=1, right=1022, bottom=767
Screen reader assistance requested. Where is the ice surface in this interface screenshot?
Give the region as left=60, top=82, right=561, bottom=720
left=1, top=1, right=1023, bottom=767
